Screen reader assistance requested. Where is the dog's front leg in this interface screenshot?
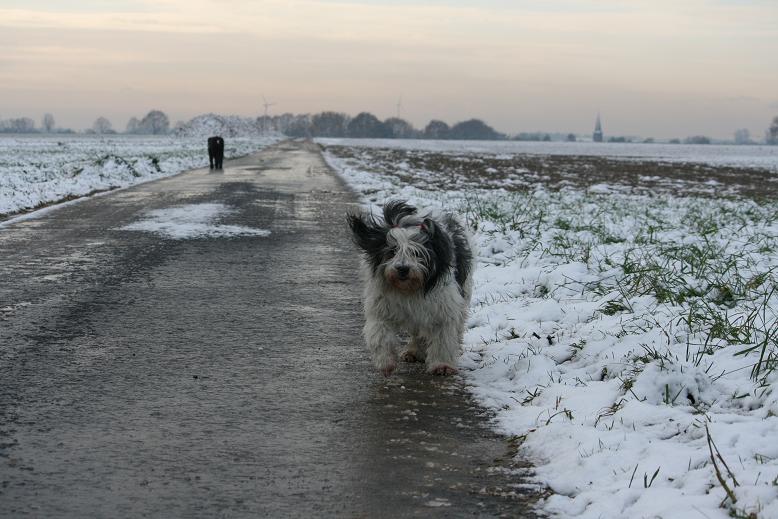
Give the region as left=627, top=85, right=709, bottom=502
left=424, top=323, right=460, bottom=376
left=364, top=320, right=399, bottom=376
left=401, top=336, right=427, bottom=363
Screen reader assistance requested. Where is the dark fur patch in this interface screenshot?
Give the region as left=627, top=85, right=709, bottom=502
left=421, top=217, right=453, bottom=293
left=346, top=210, right=386, bottom=271
left=382, top=200, right=418, bottom=227
left=348, top=201, right=419, bottom=273
left=444, top=215, right=473, bottom=296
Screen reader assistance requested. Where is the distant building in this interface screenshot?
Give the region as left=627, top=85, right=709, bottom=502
left=593, top=114, right=603, bottom=142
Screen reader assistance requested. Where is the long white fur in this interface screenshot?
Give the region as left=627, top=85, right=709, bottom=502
left=360, top=215, right=474, bottom=375
left=384, top=226, right=430, bottom=274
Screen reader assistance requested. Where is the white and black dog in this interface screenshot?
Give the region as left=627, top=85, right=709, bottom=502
left=347, top=200, right=474, bottom=376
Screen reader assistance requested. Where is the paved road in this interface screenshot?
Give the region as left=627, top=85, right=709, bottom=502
left=0, top=141, right=535, bottom=518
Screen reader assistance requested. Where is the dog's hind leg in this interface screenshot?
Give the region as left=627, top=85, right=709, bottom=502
left=401, top=336, right=427, bottom=363
left=364, top=320, right=399, bottom=377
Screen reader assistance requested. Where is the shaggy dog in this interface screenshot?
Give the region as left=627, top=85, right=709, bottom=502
left=347, top=201, right=474, bottom=376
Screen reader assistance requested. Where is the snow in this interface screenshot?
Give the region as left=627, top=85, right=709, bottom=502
left=323, top=141, right=778, bottom=519
left=119, top=203, right=271, bottom=240
left=316, top=138, right=778, bottom=172
left=0, top=134, right=281, bottom=217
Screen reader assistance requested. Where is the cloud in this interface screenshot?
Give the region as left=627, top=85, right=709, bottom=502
left=0, top=7, right=224, bottom=34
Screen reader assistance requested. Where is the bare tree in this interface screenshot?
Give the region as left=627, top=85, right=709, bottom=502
left=449, top=119, right=502, bottom=140
left=384, top=117, right=416, bottom=139
left=138, top=110, right=170, bottom=135
left=9, top=117, right=36, bottom=133
left=93, top=116, right=113, bottom=134
left=42, top=113, right=55, bottom=132
left=311, top=111, right=349, bottom=137
left=284, top=114, right=312, bottom=138
left=347, top=112, right=389, bottom=138
left=126, top=117, right=140, bottom=134
left=423, top=120, right=450, bottom=139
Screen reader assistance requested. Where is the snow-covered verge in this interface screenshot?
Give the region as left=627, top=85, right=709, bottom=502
left=323, top=143, right=778, bottom=519
left=0, top=134, right=281, bottom=217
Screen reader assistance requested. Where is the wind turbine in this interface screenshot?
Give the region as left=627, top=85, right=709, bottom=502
left=261, top=95, right=276, bottom=134
left=396, top=95, right=403, bottom=119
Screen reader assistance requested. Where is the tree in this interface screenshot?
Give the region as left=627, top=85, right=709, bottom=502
left=138, top=110, right=169, bottom=135
left=126, top=117, right=140, bottom=134
left=423, top=120, right=449, bottom=139
left=93, top=116, right=113, bottom=134
left=734, top=128, right=752, bottom=145
left=684, top=135, right=711, bottom=145
left=566, top=133, right=576, bottom=142
left=384, top=117, right=416, bottom=139
left=284, top=114, right=312, bottom=138
left=448, top=119, right=502, bottom=140
left=275, top=113, right=298, bottom=135
left=311, top=111, right=349, bottom=137
left=9, top=117, right=36, bottom=133
left=514, top=132, right=544, bottom=141
left=256, top=115, right=274, bottom=134
left=42, top=113, right=55, bottom=132
left=347, top=112, right=389, bottom=138
left=767, top=116, right=778, bottom=145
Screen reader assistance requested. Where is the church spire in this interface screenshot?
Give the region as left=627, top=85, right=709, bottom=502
left=593, top=113, right=603, bottom=142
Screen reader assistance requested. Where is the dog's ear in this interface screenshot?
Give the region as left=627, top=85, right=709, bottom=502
left=422, top=217, right=453, bottom=293
left=347, top=210, right=386, bottom=257
left=383, top=200, right=417, bottom=227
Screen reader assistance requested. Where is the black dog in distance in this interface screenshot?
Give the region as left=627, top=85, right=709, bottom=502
left=207, top=136, right=225, bottom=169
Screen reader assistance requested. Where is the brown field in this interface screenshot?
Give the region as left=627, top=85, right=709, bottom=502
left=324, top=145, right=778, bottom=200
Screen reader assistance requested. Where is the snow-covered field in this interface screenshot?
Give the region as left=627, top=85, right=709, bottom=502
left=0, top=134, right=281, bottom=217
left=317, top=138, right=778, bottom=172
left=323, top=142, right=778, bottom=519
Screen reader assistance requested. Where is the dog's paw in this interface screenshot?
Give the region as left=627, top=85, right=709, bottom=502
left=428, top=363, right=458, bottom=376
left=379, top=361, right=397, bottom=377
left=400, top=351, right=424, bottom=363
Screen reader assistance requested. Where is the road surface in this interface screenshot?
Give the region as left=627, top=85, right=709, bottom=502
left=0, top=140, right=535, bottom=517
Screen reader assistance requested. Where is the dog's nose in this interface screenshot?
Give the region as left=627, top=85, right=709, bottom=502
left=396, top=265, right=410, bottom=278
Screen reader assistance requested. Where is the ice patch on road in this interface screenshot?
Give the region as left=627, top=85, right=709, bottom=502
left=120, top=203, right=270, bottom=239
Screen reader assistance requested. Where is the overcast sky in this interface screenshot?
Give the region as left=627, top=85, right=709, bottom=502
left=1, top=0, right=776, bottom=138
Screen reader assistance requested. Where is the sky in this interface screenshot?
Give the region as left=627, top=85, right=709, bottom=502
left=0, top=0, right=776, bottom=139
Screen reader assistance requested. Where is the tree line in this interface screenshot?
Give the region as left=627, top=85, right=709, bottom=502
left=0, top=110, right=170, bottom=135
left=278, top=111, right=503, bottom=140
left=3, top=110, right=778, bottom=144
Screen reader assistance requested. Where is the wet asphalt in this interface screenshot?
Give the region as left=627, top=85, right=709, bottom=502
left=0, top=141, right=535, bottom=518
